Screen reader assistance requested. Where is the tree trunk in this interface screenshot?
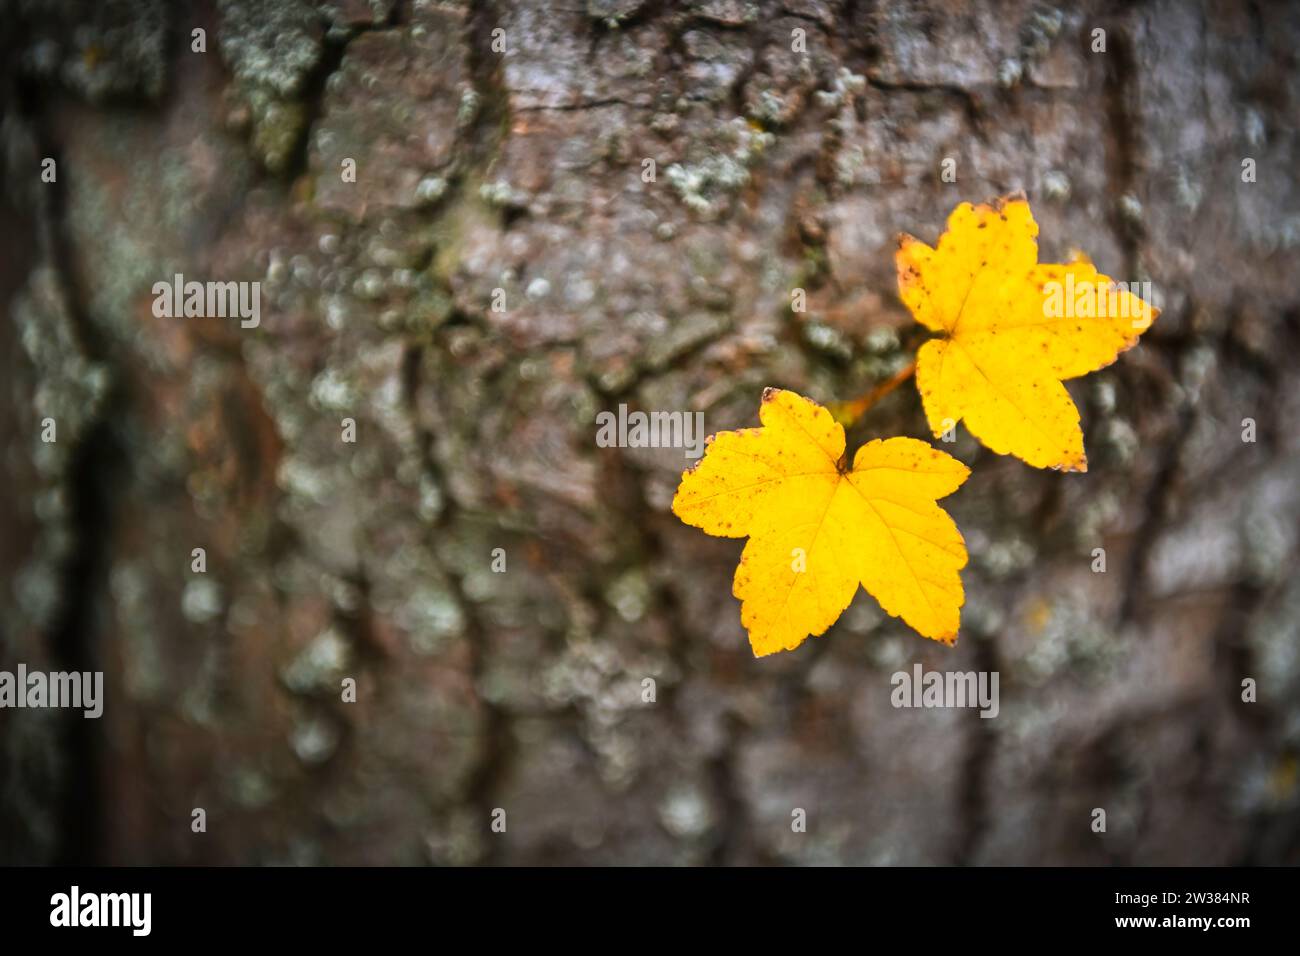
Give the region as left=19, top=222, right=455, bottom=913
left=2, top=0, right=1298, bottom=865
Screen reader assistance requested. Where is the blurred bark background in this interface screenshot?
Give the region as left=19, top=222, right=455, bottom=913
left=2, top=0, right=1299, bottom=865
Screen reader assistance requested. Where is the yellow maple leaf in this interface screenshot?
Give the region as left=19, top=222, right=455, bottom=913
left=896, top=193, right=1159, bottom=471
left=672, top=388, right=970, bottom=656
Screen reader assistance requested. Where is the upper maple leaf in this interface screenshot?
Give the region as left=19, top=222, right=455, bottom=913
left=896, top=193, right=1159, bottom=471
left=672, top=388, right=969, bottom=656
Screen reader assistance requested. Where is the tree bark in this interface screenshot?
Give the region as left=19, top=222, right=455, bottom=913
left=2, top=0, right=1298, bottom=865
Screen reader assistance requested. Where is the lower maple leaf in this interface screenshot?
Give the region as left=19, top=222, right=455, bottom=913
left=672, top=388, right=970, bottom=656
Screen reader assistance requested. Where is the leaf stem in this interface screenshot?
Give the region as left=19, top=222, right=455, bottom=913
left=830, top=360, right=917, bottom=426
